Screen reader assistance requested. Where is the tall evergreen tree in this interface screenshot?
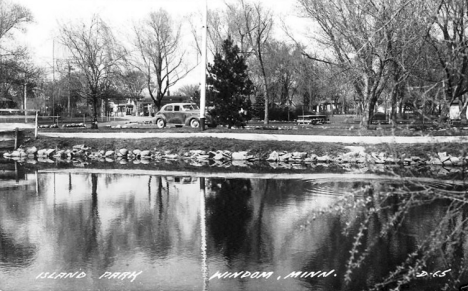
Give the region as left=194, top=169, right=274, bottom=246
left=207, top=37, right=253, bottom=128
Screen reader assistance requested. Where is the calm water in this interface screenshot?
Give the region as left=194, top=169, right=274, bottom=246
left=0, top=165, right=467, bottom=291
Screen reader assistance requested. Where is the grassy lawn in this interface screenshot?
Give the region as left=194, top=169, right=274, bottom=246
left=4, top=114, right=466, bottom=159
left=31, top=114, right=468, bottom=136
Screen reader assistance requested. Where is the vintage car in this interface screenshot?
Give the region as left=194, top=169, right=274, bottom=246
left=153, top=103, right=215, bottom=128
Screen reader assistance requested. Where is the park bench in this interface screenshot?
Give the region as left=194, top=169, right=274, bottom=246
left=297, top=114, right=329, bottom=125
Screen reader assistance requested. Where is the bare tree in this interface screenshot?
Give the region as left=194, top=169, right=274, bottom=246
left=423, top=0, right=468, bottom=118
left=228, top=0, right=273, bottom=124
left=191, top=1, right=274, bottom=124
left=0, top=0, right=33, bottom=109
left=262, top=40, right=301, bottom=121
left=190, top=8, right=246, bottom=57
left=205, top=9, right=229, bottom=55
left=59, top=15, right=125, bottom=128
left=296, top=0, right=418, bottom=127
left=0, top=0, right=32, bottom=53
left=176, top=83, right=199, bottom=98
left=117, top=69, right=146, bottom=116
left=294, top=53, right=320, bottom=112
left=45, top=67, right=85, bottom=117
left=132, top=9, right=194, bottom=111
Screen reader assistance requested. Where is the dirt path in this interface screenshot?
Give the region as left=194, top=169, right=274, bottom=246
left=39, top=132, right=468, bottom=144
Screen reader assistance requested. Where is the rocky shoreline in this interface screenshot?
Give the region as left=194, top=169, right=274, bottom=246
left=3, top=144, right=467, bottom=168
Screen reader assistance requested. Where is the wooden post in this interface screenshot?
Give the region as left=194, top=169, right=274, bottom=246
left=14, top=127, right=18, bottom=149
left=35, top=170, right=39, bottom=196
left=24, top=83, right=27, bottom=123
left=35, top=111, right=38, bottom=139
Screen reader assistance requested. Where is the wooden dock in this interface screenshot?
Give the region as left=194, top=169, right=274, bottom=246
left=0, top=129, right=22, bottom=150
left=0, top=109, right=39, bottom=150
left=0, top=162, right=33, bottom=189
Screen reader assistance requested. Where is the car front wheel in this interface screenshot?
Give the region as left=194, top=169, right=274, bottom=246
left=156, top=118, right=166, bottom=128
left=190, top=118, right=200, bottom=128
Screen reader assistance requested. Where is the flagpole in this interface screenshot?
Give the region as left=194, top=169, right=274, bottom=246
left=199, top=0, right=208, bottom=131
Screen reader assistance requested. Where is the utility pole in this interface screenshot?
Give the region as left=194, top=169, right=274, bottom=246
left=199, top=0, right=208, bottom=131
left=68, top=61, right=72, bottom=117
left=52, top=39, right=55, bottom=119
left=23, top=77, right=27, bottom=123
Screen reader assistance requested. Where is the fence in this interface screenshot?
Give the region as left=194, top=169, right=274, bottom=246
left=0, top=109, right=40, bottom=139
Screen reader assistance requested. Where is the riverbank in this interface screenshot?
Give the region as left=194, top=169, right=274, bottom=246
left=9, top=135, right=467, bottom=158
left=2, top=149, right=466, bottom=182
left=2, top=135, right=466, bottom=170
left=2, top=117, right=468, bottom=171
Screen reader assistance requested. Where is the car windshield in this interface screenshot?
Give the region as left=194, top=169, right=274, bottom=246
left=183, top=104, right=199, bottom=110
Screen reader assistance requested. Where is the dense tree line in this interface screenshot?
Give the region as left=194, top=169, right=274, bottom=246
left=2, top=0, right=468, bottom=128
left=0, top=0, right=40, bottom=110
left=297, top=0, right=468, bottom=126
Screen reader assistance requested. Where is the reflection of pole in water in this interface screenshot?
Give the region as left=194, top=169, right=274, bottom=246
left=53, top=173, right=56, bottom=207
left=200, top=177, right=208, bottom=291
left=166, top=178, right=170, bottom=207
left=157, top=176, right=163, bottom=221
left=35, top=170, right=39, bottom=196
left=68, top=173, right=72, bottom=192
left=148, top=176, right=152, bottom=204
left=90, top=174, right=99, bottom=233
left=91, top=173, right=98, bottom=207
left=89, top=173, right=100, bottom=261
left=14, top=161, right=19, bottom=185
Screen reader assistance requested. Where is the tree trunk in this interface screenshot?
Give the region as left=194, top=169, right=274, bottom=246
left=100, top=99, right=105, bottom=118
left=91, top=93, right=99, bottom=129
left=367, top=96, right=378, bottom=128
left=156, top=91, right=163, bottom=111
left=359, top=93, right=378, bottom=129
left=360, top=101, right=369, bottom=128
left=390, top=80, right=400, bottom=123
left=263, top=82, right=269, bottom=124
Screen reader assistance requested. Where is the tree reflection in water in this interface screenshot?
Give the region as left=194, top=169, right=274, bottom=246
left=0, top=227, right=36, bottom=268
left=206, top=179, right=253, bottom=264
left=86, top=173, right=100, bottom=264
left=299, top=181, right=468, bottom=291
left=0, top=168, right=37, bottom=270
left=1, top=167, right=467, bottom=291
left=204, top=178, right=468, bottom=290
left=54, top=173, right=111, bottom=270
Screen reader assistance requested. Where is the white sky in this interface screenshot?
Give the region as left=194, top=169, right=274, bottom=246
left=11, top=0, right=310, bottom=89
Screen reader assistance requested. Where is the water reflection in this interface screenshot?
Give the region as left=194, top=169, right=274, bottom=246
left=0, top=165, right=467, bottom=291
left=207, top=179, right=253, bottom=263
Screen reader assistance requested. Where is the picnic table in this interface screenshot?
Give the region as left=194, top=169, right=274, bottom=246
left=296, top=114, right=329, bottom=125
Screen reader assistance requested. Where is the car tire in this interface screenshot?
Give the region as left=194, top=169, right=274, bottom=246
left=190, top=118, right=200, bottom=128
left=156, top=119, right=166, bottom=128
